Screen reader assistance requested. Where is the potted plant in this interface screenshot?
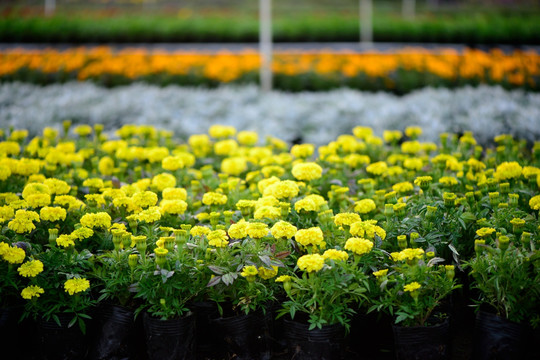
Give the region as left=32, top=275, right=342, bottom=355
left=134, top=235, right=206, bottom=360
left=19, top=244, right=96, bottom=360
left=466, top=235, right=540, bottom=360
left=275, top=247, right=370, bottom=360
left=369, top=248, right=460, bottom=360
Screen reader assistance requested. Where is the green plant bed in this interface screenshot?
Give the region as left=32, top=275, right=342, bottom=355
left=1, top=11, right=540, bottom=44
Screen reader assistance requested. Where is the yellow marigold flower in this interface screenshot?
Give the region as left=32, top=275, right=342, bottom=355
left=350, top=220, right=386, bottom=240
left=241, top=265, right=258, bottom=277
left=414, top=176, right=433, bottom=187
left=291, top=144, right=315, bottom=159
left=254, top=206, right=281, bottom=220
left=74, top=124, right=92, bottom=137
left=2, top=246, right=26, bottom=264
left=334, top=213, right=361, bottom=227
left=0, top=242, right=8, bottom=256
left=17, top=260, right=44, bottom=277
left=0, top=205, right=15, bottom=223
left=529, top=195, right=540, bottom=210
left=275, top=275, right=292, bottom=283
left=207, top=229, right=229, bottom=248
left=246, top=222, right=269, bottom=239
left=0, top=165, right=11, bottom=181
left=404, top=282, right=421, bottom=293
left=146, top=147, right=170, bottom=163
left=403, top=157, right=424, bottom=171
left=352, top=126, right=373, bottom=140
left=209, top=125, right=237, bottom=139
left=271, top=220, right=297, bottom=239
left=71, top=227, right=94, bottom=240
left=237, top=131, right=258, bottom=146
left=85, top=194, right=106, bottom=207
left=366, top=161, right=387, bottom=176
left=80, top=212, right=112, bottom=229
left=295, top=227, right=324, bottom=247
left=83, top=178, right=105, bottom=190
left=202, top=192, right=228, bottom=206
left=221, top=157, right=248, bottom=176
left=214, top=139, right=238, bottom=156
left=132, top=191, right=158, bottom=208
left=373, top=269, right=388, bottom=277
left=522, top=166, right=540, bottom=179
left=354, top=199, right=376, bottom=214
left=343, top=154, right=370, bottom=168
left=98, top=156, right=115, bottom=176
left=260, top=165, right=285, bottom=179
left=344, top=237, right=373, bottom=255
left=190, top=225, right=210, bottom=237
left=160, top=199, right=188, bottom=215
left=494, top=161, right=522, bottom=181
left=56, top=234, right=75, bottom=248
left=291, top=162, right=323, bottom=181
left=21, top=285, right=45, bottom=300
left=6, top=217, right=29, bottom=233
left=258, top=266, right=278, bottom=280
left=152, top=173, right=177, bottom=192
left=162, top=156, right=184, bottom=171
left=257, top=176, right=280, bottom=194
left=0, top=141, right=20, bottom=156
left=297, top=254, right=325, bottom=273
left=405, top=126, right=422, bottom=138
left=294, top=197, right=318, bottom=212
left=64, top=278, right=90, bottom=295
left=383, top=130, right=403, bottom=143
left=392, top=182, right=414, bottom=194
left=398, top=248, right=425, bottom=261
left=228, top=220, right=248, bottom=239
left=439, top=176, right=458, bottom=186
left=26, top=193, right=51, bottom=208
left=401, top=141, right=421, bottom=154
left=476, top=227, right=496, bottom=237
left=162, top=188, right=187, bottom=201
left=263, top=180, right=299, bottom=200
left=136, top=206, right=162, bottom=223
left=322, top=249, right=349, bottom=261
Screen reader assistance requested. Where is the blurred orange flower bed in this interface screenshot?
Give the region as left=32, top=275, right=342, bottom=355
left=0, top=47, right=538, bottom=90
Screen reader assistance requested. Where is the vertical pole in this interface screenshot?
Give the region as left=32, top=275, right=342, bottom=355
left=360, top=0, right=373, bottom=47
left=259, top=0, right=273, bottom=92
left=45, top=0, right=56, bottom=16
left=403, top=0, right=416, bottom=20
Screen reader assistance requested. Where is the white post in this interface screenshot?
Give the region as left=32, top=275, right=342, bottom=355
left=45, top=0, right=55, bottom=16
left=259, top=0, right=273, bottom=92
left=403, top=0, right=416, bottom=20
left=360, top=0, right=373, bottom=47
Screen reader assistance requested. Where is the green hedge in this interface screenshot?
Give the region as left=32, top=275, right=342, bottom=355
left=1, top=12, right=540, bottom=44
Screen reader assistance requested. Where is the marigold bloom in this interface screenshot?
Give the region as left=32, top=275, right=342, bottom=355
left=202, top=192, right=228, bottom=206
left=17, top=260, right=44, bottom=277
left=228, top=220, right=248, bottom=239
left=297, top=254, right=325, bottom=273
left=275, top=275, right=292, bottom=283
left=152, top=173, right=177, bottom=192
left=344, top=237, right=373, bottom=255
left=494, top=161, right=522, bottom=181
left=39, top=206, right=67, bottom=222
left=64, top=278, right=90, bottom=295
left=271, top=220, right=297, bottom=239
left=404, top=282, right=422, bottom=293
left=237, top=131, right=258, bottom=146
left=354, top=199, right=377, bottom=214
left=322, top=249, right=349, bottom=261
left=80, top=212, right=112, bottom=229
left=162, top=187, right=187, bottom=201
left=241, top=265, right=258, bottom=277
left=334, top=213, right=361, bottom=227
left=207, top=229, right=229, bottom=248
left=295, top=227, right=324, bottom=247
left=258, top=266, right=278, bottom=280
left=373, top=269, right=388, bottom=277
left=160, top=199, right=188, bottom=215
left=221, top=157, right=247, bottom=176
left=246, top=222, right=269, bottom=239
left=254, top=205, right=281, bottom=220
left=529, top=195, right=540, bottom=210
left=476, top=227, right=496, bottom=237
left=291, top=162, right=323, bottom=181
left=366, top=161, right=388, bottom=176
left=1, top=246, right=26, bottom=264
left=21, top=285, right=45, bottom=300
left=263, top=180, right=299, bottom=199
left=190, top=226, right=210, bottom=237
left=132, top=191, right=158, bottom=208
left=56, top=234, right=75, bottom=248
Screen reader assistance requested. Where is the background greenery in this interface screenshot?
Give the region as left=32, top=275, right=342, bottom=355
left=2, top=0, right=540, bottom=44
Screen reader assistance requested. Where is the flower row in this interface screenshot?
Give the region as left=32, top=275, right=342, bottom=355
left=1, top=47, right=539, bottom=90
left=0, top=122, right=539, bottom=336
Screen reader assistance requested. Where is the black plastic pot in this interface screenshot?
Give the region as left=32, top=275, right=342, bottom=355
left=392, top=318, right=450, bottom=360
left=212, top=311, right=271, bottom=360
left=90, top=304, right=145, bottom=360
left=473, top=310, right=526, bottom=360
left=192, top=301, right=222, bottom=359
left=38, top=313, right=90, bottom=360
left=283, top=318, right=346, bottom=360
left=143, top=312, right=195, bottom=360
